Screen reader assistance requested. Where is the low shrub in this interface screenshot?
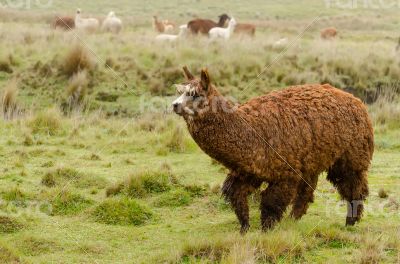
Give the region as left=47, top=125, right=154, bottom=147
left=154, top=189, right=192, bottom=207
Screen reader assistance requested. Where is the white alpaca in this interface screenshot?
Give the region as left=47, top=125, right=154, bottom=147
left=75, top=8, right=99, bottom=33
left=273, top=38, right=288, bottom=49
left=155, top=25, right=187, bottom=42
left=209, top=17, right=237, bottom=40
left=102, top=11, right=123, bottom=34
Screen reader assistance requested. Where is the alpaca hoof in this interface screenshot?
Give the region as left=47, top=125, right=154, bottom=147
left=240, top=224, right=249, bottom=234
left=345, top=216, right=357, bottom=226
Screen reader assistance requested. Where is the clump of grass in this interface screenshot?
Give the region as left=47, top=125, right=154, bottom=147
left=18, top=236, right=61, bottom=256
left=0, top=215, right=24, bottom=234
left=378, top=188, right=389, bottom=199
left=154, top=189, right=193, bottom=207
left=0, top=56, right=13, bottom=73
left=0, top=243, right=20, bottom=263
left=42, top=167, right=107, bottom=189
left=28, top=108, right=62, bottom=135
left=180, top=236, right=231, bottom=262
left=63, top=70, right=89, bottom=111
left=356, top=235, right=386, bottom=264
left=106, top=167, right=178, bottom=198
left=2, top=188, right=27, bottom=206
left=165, top=126, right=187, bottom=153
left=50, top=190, right=93, bottom=216
left=1, top=79, right=19, bottom=119
left=61, top=44, right=95, bottom=77
left=92, top=198, right=153, bottom=226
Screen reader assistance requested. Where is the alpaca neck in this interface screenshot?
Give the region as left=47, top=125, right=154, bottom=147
left=185, top=96, right=258, bottom=170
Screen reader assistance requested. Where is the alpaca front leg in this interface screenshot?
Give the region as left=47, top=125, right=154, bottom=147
left=260, top=179, right=298, bottom=231
left=290, top=176, right=318, bottom=220
left=221, top=173, right=261, bottom=234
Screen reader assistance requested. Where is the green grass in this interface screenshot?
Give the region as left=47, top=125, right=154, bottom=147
left=0, top=0, right=399, bottom=263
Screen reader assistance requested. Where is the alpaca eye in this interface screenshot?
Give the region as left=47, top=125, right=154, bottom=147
left=192, top=94, right=200, bottom=99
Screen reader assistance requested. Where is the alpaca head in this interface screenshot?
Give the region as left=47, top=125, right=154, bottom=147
left=172, top=67, right=223, bottom=118
left=217, top=14, right=230, bottom=26
left=108, top=11, right=115, bottom=17
left=76, top=8, right=81, bottom=15
left=228, top=17, right=237, bottom=28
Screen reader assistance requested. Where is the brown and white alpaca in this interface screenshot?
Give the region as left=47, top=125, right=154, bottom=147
left=187, top=14, right=230, bottom=35
left=172, top=67, right=374, bottom=233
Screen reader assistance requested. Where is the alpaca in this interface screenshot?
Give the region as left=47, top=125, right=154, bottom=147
left=172, top=67, right=374, bottom=233
left=321, top=27, right=337, bottom=39
left=162, top=19, right=175, bottom=33
left=102, top=11, right=123, bottom=34
left=155, top=25, right=187, bottom=42
left=209, top=17, right=237, bottom=40
left=52, top=16, right=75, bottom=30
left=153, top=16, right=173, bottom=33
left=234, top=23, right=256, bottom=36
left=75, top=8, right=100, bottom=33
left=187, top=14, right=230, bottom=35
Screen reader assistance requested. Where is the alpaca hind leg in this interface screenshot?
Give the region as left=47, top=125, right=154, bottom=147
left=260, top=179, right=298, bottom=231
left=221, top=172, right=261, bottom=234
left=327, top=163, right=369, bottom=226
left=290, top=176, right=318, bottom=220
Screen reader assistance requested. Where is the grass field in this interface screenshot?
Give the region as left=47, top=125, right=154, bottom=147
left=0, top=0, right=400, bottom=263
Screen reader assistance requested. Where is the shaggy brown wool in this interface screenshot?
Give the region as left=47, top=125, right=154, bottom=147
left=172, top=67, right=374, bottom=233
left=52, top=16, right=75, bottom=30
left=321, top=27, right=337, bottom=39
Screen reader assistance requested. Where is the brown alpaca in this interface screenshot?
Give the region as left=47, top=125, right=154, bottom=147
left=187, top=14, right=230, bottom=35
left=52, top=16, right=75, bottom=30
left=153, top=16, right=165, bottom=33
left=321, top=27, right=337, bottom=39
left=234, top=23, right=256, bottom=36
left=172, top=67, right=374, bottom=233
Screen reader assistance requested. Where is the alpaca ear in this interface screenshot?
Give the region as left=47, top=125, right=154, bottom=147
left=182, top=66, right=194, bottom=80
left=200, top=68, right=210, bottom=91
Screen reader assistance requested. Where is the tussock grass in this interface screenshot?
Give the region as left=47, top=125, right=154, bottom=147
left=0, top=243, right=21, bottom=263
left=18, top=236, right=61, bottom=256
left=49, top=190, right=93, bottom=216
left=1, top=79, right=19, bottom=119
left=165, top=126, right=186, bottom=153
left=356, top=235, right=386, bottom=264
left=28, top=108, right=62, bottom=135
left=177, top=231, right=307, bottom=263
left=0, top=216, right=24, bottom=234
left=63, top=70, right=89, bottom=111
left=61, top=44, right=95, bottom=77
left=92, top=198, right=153, bottom=226
left=0, top=56, right=13, bottom=73
left=106, top=167, right=178, bottom=198
left=153, top=189, right=193, bottom=207
left=378, top=188, right=389, bottom=199
left=42, top=167, right=108, bottom=189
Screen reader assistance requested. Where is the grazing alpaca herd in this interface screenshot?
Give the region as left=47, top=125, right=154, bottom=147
left=51, top=10, right=338, bottom=44
left=172, top=67, right=374, bottom=233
